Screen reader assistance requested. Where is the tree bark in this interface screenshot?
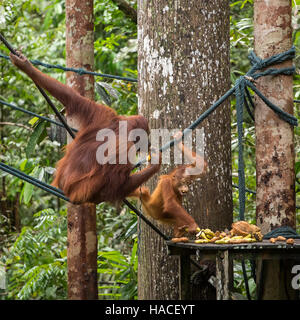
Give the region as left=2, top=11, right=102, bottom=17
left=65, top=0, right=98, bottom=300
left=254, top=0, right=296, bottom=300
left=138, top=0, right=231, bottom=300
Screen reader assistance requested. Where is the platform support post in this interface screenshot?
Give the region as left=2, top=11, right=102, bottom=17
left=216, top=250, right=233, bottom=300
left=179, top=252, right=191, bottom=300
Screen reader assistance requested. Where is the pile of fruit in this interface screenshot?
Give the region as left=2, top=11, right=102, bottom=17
left=195, top=221, right=263, bottom=244
left=170, top=222, right=297, bottom=245
left=170, top=221, right=264, bottom=244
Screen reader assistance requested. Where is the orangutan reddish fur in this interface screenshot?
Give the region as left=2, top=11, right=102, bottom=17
left=10, top=52, right=161, bottom=204
left=130, top=136, right=207, bottom=237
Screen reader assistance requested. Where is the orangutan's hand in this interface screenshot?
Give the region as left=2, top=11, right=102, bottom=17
left=9, top=51, right=32, bottom=72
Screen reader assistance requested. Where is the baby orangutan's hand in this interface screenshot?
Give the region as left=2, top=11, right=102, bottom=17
left=173, top=131, right=183, bottom=141
left=173, top=131, right=184, bottom=149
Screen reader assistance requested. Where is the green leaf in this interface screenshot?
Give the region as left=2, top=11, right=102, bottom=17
left=295, top=161, right=300, bottom=175
left=42, top=8, right=53, bottom=31
left=25, top=121, right=46, bottom=158
left=60, top=250, right=67, bottom=258
left=20, top=159, right=28, bottom=171
left=23, top=181, right=34, bottom=205
left=0, top=6, right=6, bottom=28
left=131, top=239, right=137, bottom=263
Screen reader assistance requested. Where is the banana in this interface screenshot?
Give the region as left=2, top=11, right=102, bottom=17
left=215, top=239, right=230, bottom=244
left=230, top=236, right=244, bottom=240
left=196, top=228, right=215, bottom=239
left=202, top=233, right=210, bottom=240
left=195, top=239, right=209, bottom=244
left=231, top=238, right=256, bottom=243
left=204, top=229, right=215, bottom=237
left=196, top=230, right=204, bottom=239
left=196, top=230, right=209, bottom=240
left=194, top=228, right=261, bottom=245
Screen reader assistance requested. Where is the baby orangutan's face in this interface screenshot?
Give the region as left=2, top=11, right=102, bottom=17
left=177, top=182, right=189, bottom=196
left=172, top=171, right=190, bottom=196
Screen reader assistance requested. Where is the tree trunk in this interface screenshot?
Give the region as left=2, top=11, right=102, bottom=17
left=65, top=0, right=98, bottom=300
left=138, top=0, right=231, bottom=300
left=254, top=0, right=296, bottom=300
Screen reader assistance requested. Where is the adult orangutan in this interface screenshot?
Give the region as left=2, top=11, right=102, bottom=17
left=10, top=52, right=161, bottom=204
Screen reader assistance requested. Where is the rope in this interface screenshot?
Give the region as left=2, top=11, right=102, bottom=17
left=241, top=259, right=251, bottom=300
left=243, top=95, right=254, bottom=121
left=0, top=52, right=137, bottom=83
left=233, top=47, right=297, bottom=220
left=232, top=184, right=256, bottom=195
left=0, top=161, right=166, bottom=239
left=123, top=199, right=170, bottom=240
left=0, top=98, right=78, bottom=132
left=263, top=226, right=300, bottom=239
left=0, top=162, right=69, bottom=201
left=134, top=87, right=236, bottom=169
left=235, top=77, right=246, bottom=220
left=0, top=34, right=76, bottom=139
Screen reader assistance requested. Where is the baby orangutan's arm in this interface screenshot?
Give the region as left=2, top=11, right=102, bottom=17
left=173, top=131, right=207, bottom=178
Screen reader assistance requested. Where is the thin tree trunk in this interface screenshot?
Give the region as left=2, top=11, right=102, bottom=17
left=65, top=0, right=98, bottom=300
left=254, top=0, right=296, bottom=300
left=138, top=0, right=231, bottom=300
left=13, top=193, right=21, bottom=232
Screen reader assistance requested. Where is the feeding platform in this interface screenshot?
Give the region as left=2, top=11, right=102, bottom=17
left=166, top=239, right=300, bottom=300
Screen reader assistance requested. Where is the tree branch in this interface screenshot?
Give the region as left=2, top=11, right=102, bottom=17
left=111, top=0, right=137, bottom=24
left=0, top=122, right=33, bottom=131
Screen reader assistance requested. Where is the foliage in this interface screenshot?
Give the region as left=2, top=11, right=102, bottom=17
left=96, top=202, right=138, bottom=299
left=98, top=239, right=138, bottom=300
left=233, top=260, right=256, bottom=299
left=1, top=204, right=138, bottom=300
left=94, top=0, right=137, bottom=76
left=2, top=208, right=67, bottom=299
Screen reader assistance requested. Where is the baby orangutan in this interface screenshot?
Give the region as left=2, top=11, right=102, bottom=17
left=130, top=132, right=207, bottom=237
